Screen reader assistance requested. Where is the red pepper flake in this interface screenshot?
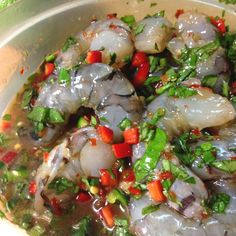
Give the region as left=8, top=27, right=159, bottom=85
left=175, top=9, right=184, bottom=18
left=107, top=13, right=117, bottom=19
left=1, top=151, right=17, bottom=164
left=210, top=16, right=226, bottom=34
left=159, top=171, right=173, bottom=180
left=28, top=181, right=37, bottom=195
left=89, top=138, right=97, bottom=146
left=19, top=67, right=25, bottom=75
left=43, top=152, right=49, bottom=162
left=75, top=192, right=91, bottom=203
left=121, top=169, right=135, bottom=182
left=128, top=186, right=141, bottom=195
left=190, top=128, right=201, bottom=136
left=51, top=197, right=63, bottom=216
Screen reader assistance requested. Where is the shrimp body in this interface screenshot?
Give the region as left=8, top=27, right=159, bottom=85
left=146, top=88, right=235, bottom=138
left=56, top=18, right=133, bottom=69
left=35, top=63, right=143, bottom=142
left=34, top=126, right=115, bottom=213
left=133, top=16, right=173, bottom=53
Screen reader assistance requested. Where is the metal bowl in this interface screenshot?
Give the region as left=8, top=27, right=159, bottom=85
left=0, top=0, right=235, bottom=234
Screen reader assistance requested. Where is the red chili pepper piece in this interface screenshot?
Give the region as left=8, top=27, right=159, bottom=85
left=86, top=51, right=102, bottom=64
left=100, top=169, right=117, bottom=187
left=175, top=9, right=184, bottom=18
left=191, top=128, right=201, bottom=136
left=133, top=62, right=150, bottom=88
left=147, top=180, right=166, bottom=202
left=210, top=16, right=226, bottom=34
left=76, top=192, right=92, bottom=203
left=100, top=205, right=115, bottom=228
left=112, top=143, right=132, bottom=159
left=51, top=197, right=63, bottom=216
left=89, top=138, right=97, bottom=146
left=107, top=13, right=117, bottom=19
left=97, top=126, right=114, bottom=144
left=131, top=52, right=148, bottom=68
left=44, top=63, right=55, bottom=77
left=123, top=128, right=139, bottom=144
left=1, top=120, right=11, bottom=131
left=128, top=186, right=141, bottom=195
left=1, top=151, right=17, bottom=164
left=121, top=169, right=135, bottom=182
left=29, top=181, right=37, bottom=195
left=159, top=171, right=173, bottom=180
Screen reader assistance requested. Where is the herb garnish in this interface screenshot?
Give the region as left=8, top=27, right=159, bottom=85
left=207, top=193, right=230, bottom=213
left=134, top=23, right=145, bottom=35
left=62, top=36, right=77, bottom=52
left=121, top=15, right=136, bottom=28
left=71, top=216, right=92, bottom=236
left=48, top=177, right=78, bottom=194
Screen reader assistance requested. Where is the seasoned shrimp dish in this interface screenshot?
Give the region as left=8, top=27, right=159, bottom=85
left=1, top=7, right=236, bottom=236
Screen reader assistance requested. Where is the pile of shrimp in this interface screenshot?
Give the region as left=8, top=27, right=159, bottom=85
left=27, top=10, right=236, bottom=236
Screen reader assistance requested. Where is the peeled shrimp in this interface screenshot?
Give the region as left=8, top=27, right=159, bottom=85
left=130, top=196, right=236, bottom=236
left=190, top=124, right=236, bottom=180
left=56, top=18, right=133, bottom=69
left=35, top=63, right=143, bottom=143
left=133, top=16, right=173, bottom=53
left=145, top=87, right=235, bottom=139
left=34, top=126, right=115, bottom=213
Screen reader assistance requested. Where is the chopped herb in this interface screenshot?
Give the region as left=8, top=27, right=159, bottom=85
left=148, top=56, right=159, bottom=73
left=2, top=114, right=11, bottom=121
left=201, top=75, right=218, bottom=88
left=139, top=122, right=155, bottom=142
left=48, top=108, right=65, bottom=124
left=109, top=52, right=117, bottom=65
left=150, top=3, right=157, bottom=7
left=118, top=117, right=132, bottom=131
left=0, top=210, right=5, bottom=218
left=48, top=177, right=78, bottom=195
left=20, top=213, right=32, bottom=229
left=62, top=36, right=77, bottom=52
left=4, top=166, right=29, bottom=183
left=0, top=161, right=5, bottom=169
left=107, top=189, right=129, bottom=206
left=114, top=218, right=133, bottom=236
left=162, top=160, right=196, bottom=184
left=149, top=108, right=165, bottom=125
left=28, top=225, right=45, bottom=236
left=71, top=216, right=92, bottom=236
left=90, top=116, right=98, bottom=127
left=77, top=117, right=89, bottom=129
left=211, top=160, right=236, bottom=173
left=155, top=83, right=173, bottom=95
left=153, top=10, right=165, bottom=17
left=58, top=68, right=71, bottom=85
left=142, top=204, right=160, bottom=215
left=27, top=106, right=48, bottom=123
left=144, top=76, right=160, bottom=85
left=208, top=193, right=230, bottom=213
left=99, top=116, right=110, bottom=123
left=21, top=89, right=33, bottom=109
left=134, top=23, right=145, bottom=35
left=121, top=15, right=136, bottom=28
left=162, top=179, right=173, bottom=191
left=222, top=80, right=229, bottom=97
left=123, top=55, right=132, bottom=64
left=134, top=128, right=167, bottom=182
left=0, top=133, right=8, bottom=147
left=45, top=53, right=56, bottom=62
left=168, top=85, right=198, bottom=98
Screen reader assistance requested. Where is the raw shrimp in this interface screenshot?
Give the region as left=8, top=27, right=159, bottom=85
left=133, top=16, right=173, bottom=54
left=56, top=18, right=134, bottom=69
left=190, top=124, right=236, bottom=180
left=34, top=63, right=143, bottom=143
left=34, top=126, right=115, bottom=213
left=133, top=147, right=208, bottom=220
left=145, top=87, right=235, bottom=138
left=167, top=11, right=229, bottom=84
left=129, top=196, right=236, bottom=236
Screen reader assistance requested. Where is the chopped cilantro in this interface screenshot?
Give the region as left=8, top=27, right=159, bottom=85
left=208, top=193, right=230, bottom=213
left=21, top=89, right=33, bottom=109
left=71, top=216, right=92, bottom=236
left=134, top=23, right=145, bottom=35
left=62, top=36, right=77, bottom=52
left=109, top=52, right=117, bottom=65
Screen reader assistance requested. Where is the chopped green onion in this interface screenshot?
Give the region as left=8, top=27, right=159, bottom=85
left=27, top=107, right=48, bottom=123
left=121, top=15, right=136, bottom=28
left=142, top=204, right=160, bottom=215
left=77, top=117, right=89, bottom=128
left=118, top=117, right=132, bottom=131
left=208, top=193, right=230, bottom=214
left=62, top=36, right=77, bottom=52
left=48, top=108, right=64, bottom=123
left=45, top=53, right=56, bottom=62
left=114, top=217, right=133, bottom=236
left=58, top=68, right=71, bottom=85
left=222, top=80, right=229, bottom=97
left=153, top=10, right=165, bottom=17
left=149, top=108, right=165, bottom=125
left=201, top=75, right=218, bottom=88
left=0, top=133, right=8, bottom=147
left=71, top=216, right=92, bottom=236
left=134, top=23, right=145, bottom=35
left=211, top=160, right=236, bottom=173
left=168, top=85, right=197, bottom=98
left=21, top=89, right=33, bottom=109
left=2, top=114, right=11, bottom=121
left=109, top=52, right=117, bottom=65
left=107, top=189, right=129, bottom=206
